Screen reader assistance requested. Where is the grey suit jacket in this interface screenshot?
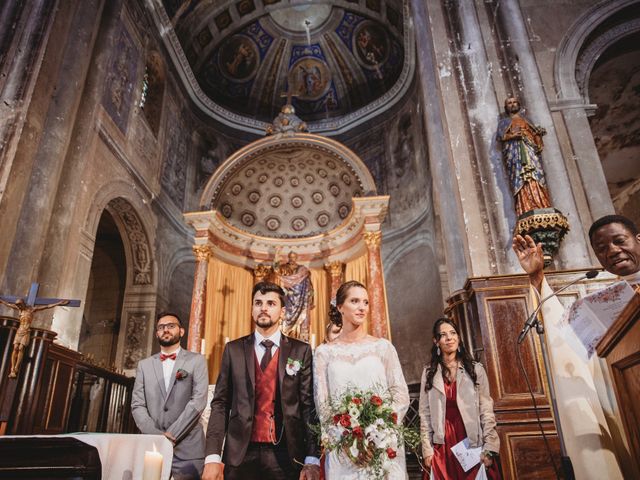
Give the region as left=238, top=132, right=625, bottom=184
left=131, top=348, right=209, bottom=460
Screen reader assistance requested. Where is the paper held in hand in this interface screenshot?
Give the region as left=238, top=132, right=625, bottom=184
left=450, top=437, right=482, bottom=472
left=562, top=280, right=636, bottom=357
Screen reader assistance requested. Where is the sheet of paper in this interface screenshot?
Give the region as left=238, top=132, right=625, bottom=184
left=563, top=280, right=635, bottom=356
left=450, top=437, right=482, bottom=472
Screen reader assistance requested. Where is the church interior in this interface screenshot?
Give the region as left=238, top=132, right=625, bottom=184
left=0, top=0, right=639, bottom=478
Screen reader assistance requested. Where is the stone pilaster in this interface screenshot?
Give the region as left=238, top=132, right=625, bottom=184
left=188, top=245, right=212, bottom=352
left=410, top=0, right=470, bottom=291
left=363, top=231, right=388, bottom=339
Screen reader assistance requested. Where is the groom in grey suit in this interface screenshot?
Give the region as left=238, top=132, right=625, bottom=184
left=132, top=312, right=209, bottom=479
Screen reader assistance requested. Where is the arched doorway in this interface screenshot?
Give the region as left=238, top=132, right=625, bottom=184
left=79, top=210, right=126, bottom=365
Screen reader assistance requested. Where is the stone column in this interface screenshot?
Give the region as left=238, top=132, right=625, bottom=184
left=559, top=107, right=614, bottom=220
left=324, top=261, right=344, bottom=301
left=0, top=0, right=57, bottom=201
left=497, top=0, right=591, bottom=268
left=363, top=231, right=389, bottom=339
left=410, top=0, right=470, bottom=291
left=187, top=245, right=212, bottom=353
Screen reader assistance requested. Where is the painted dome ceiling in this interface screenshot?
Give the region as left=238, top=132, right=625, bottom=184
left=157, top=0, right=409, bottom=130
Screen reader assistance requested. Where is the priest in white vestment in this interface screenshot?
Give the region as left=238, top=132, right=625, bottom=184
left=513, top=214, right=640, bottom=479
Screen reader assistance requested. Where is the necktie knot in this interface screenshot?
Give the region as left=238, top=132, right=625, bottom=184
left=160, top=352, right=177, bottom=361
left=260, top=339, right=275, bottom=371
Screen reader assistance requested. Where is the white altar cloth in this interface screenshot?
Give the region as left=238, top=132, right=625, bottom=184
left=3, top=433, right=173, bottom=480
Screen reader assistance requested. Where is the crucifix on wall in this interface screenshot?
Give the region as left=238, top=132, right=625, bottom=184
left=0, top=283, right=80, bottom=379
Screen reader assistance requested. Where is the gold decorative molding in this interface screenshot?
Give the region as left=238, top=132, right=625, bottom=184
left=515, top=211, right=570, bottom=234
left=183, top=195, right=390, bottom=268
left=324, top=261, right=344, bottom=279
left=363, top=231, right=382, bottom=248
left=253, top=263, right=274, bottom=283
left=193, top=245, right=213, bottom=262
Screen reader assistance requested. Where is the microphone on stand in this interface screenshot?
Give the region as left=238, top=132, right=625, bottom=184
left=517, top=270, right=599, bottom=344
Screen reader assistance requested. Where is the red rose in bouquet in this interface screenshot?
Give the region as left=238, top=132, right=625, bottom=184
left=339, top=414, right=351, bottom=428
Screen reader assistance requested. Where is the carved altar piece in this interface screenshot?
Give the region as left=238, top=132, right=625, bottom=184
left=185, top=128, right=391, bottom=379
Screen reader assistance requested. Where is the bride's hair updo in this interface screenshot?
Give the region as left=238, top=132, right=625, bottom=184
left=328, top=280, right=367, bottom=328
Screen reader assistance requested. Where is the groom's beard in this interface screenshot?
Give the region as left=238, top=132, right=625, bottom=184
left=254, top=313, right=279, bottom=329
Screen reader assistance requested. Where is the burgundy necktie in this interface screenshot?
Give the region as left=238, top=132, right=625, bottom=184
left=260, top=340, right=274, bottom=371
left=160, top=352, right=177, bottom=361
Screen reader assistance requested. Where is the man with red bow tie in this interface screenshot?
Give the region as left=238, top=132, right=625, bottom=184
left=132, top=312, right=209, bottom=479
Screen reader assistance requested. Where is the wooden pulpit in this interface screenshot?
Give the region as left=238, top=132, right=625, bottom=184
left=596, top=290, right=640, bottom=476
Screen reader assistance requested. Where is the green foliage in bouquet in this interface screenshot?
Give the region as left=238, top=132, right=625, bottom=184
left=314, top=385, right=420, bottom=479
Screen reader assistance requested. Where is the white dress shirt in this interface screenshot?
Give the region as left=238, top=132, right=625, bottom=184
left=161, top=346, right=180, bottom=391
left=254, top=329, right=281, bottom=364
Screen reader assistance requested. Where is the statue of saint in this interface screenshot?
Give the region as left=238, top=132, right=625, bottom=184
left=275, top=252, right=314, bottom=342
left=496, top=96, right=551, bottom=216
left=0, top=298, right=69, bottom=378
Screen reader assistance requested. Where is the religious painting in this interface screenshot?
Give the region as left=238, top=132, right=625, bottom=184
left=353, top=21, right=389, bottom=68
left=218, top=34, right=260, bottom=81
left=288, top=57, right=331, bottom=101
left=102, top=27, right=139, bottom=132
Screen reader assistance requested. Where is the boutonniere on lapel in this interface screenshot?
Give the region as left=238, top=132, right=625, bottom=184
left=285, top=358, right=302, bottom=377
left=175, top=368, right=189, bottom=380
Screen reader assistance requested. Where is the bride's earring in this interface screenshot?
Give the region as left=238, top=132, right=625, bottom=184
left=436, top=346, right=441, bottom=356
left=457, top=346, right=461, bottom=353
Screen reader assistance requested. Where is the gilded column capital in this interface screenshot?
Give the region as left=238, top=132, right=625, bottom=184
left=363, top=231, right=382, bottom=247
left=193, top=245, right=213, bottom=262
left=253, top=263, right=274, bottom=283
left=324, top=261, right=343, bottom=279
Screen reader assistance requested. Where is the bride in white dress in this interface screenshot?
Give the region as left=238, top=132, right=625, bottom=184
left=314, top=281, right=410, bottom=479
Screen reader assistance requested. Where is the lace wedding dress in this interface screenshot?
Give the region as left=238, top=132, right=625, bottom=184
left=314, top=338, right=410, bottom=479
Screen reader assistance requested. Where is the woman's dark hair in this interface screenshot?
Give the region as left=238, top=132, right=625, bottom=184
left=424, top=317, right=477, bottom=390
left=328, top=280, right=367, bottom=328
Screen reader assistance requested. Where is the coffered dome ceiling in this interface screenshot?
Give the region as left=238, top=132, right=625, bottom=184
left=152, top=0, right=413, bottom=134
left=201, top=134, right=377, bottom=239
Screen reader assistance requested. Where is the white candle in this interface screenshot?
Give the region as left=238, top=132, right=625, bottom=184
left=143, top=450, right=163, bottom=480
left=200, top=339, right=206, bottom=355
left=224, top=336, right=230, bottom=344
left=310, top=333, right=316, bottom=350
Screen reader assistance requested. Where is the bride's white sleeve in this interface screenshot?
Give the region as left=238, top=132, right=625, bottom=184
left=383, top=341, right=410, bottom=422
left=313, top=345, right=331, bottom=425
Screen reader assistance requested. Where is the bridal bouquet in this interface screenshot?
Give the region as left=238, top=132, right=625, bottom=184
left=318, top=386, right=419, bottom=479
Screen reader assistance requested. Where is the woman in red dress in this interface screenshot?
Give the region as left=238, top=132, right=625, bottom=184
left=419, top=318, right=501, bottom=479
